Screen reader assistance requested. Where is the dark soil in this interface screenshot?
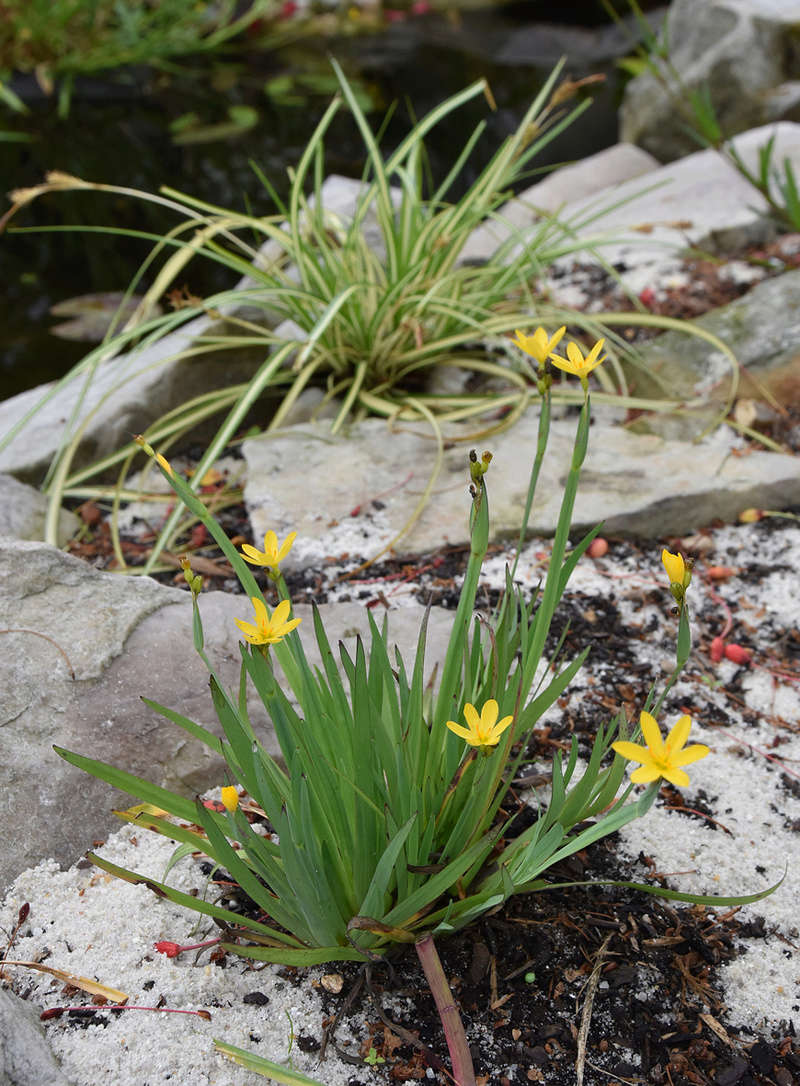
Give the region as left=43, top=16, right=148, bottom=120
left=306, top=851, right=800, bottom=1086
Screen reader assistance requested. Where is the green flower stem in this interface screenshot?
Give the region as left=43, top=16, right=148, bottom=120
left=519, top=394, right=591, bottom=698
left=433, top=475, right=489, bottom=728
left=510, top=386, right=551, bottom=581
left=415, top=933, right=476, bottom=1086
left=650, top=603, right=692, bottom=720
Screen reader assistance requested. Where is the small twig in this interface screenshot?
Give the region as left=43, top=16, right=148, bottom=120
left=362, top=973, right=449, bottom=1077
left=0, top=903, right=29, bottom=980
left=319, top=966, right=366, bottom=1062
left=729, top=736, right=800, bottom=781
left=41, top=1004, right=211, bottom=1021
left=646, top=868, right=699, bottom=881
left=346, top=470, right=415, bottom=519
left=583, top=1058, right=646, bottom=1083
left=576, top=934, right=612, bottom=1086
left=0, top=628, right=75, bottom=679
left=662, top=804, right=734, bottom=835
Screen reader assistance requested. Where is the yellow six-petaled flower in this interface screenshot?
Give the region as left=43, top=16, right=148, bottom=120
left=240, top=530, right=297, bottom=573
left=234, top=597, right=301, bottom=646
left=548, top=338, right=607, bottom=388
left=511, top=326, right=566, bottom=366
left=612, top=711, right=709, bottom=788
left=446, top=699, right=514, bottom=751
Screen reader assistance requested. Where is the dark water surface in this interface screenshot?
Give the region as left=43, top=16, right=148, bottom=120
left=1, top=2, right=649, bottom=400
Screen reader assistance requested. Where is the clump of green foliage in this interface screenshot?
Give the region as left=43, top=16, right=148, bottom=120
left=0, top=0, right=277, bottom=115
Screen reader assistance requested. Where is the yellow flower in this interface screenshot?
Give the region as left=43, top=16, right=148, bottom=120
left=446, top=699, right=513, bottom=751
left=661, top=549, right=687, bottom=587
left=511, top=326, right=566, bottom=366
left=234, top=597, right=301, bottom=646
left=548, top=338, right=607, bottom=385
left=662, top=548, right=692, bottom=609
left=612, top=711, right=709, bottom=788
left=240, top=530, right=297, bottom=572
left=221, top=786, right=239, bottom=813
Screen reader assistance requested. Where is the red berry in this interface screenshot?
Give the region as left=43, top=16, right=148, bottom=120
left=710, top=636, right=725, bottom=662
left=724, top=643, right=751, bottom=665
left=706, top=565, right=736, bottom=580
left=588, top=537, right=609, bottom=558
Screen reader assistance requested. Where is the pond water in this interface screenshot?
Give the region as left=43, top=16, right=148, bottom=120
left=1, top=2, right=657, bottom=400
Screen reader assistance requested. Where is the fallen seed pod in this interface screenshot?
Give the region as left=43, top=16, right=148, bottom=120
left=706, top=565, right=737, bottom=580
left=724, top=643, right=751, bottom=665
left=588, top=537, right=609, bottom=558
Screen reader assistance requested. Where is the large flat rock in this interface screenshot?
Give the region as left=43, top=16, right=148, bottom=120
left=461, top=123, right=800, bottom=299
left=620, top=0, right=800, bottom=161
left=0, top=541, right=453, bottom=890
left=0, top=474, right=78, bottom=545
left=0, top=316, right=266, bottom=484
left=623, top=267, right=800, bottom=400
left=242, top=413, right=800, bottom=564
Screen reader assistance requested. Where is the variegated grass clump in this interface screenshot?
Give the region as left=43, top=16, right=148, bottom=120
left=1, top=59, right=743, bottom=573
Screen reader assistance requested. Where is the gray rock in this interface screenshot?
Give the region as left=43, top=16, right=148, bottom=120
left=624, top=267, right=800, bottom=400
left=764, top=79, right=800, bottom=124
left=0, top=541, right=454, bottom=890
left=462, top=143, right=660, bottom=264
left=620, top=0, right=800, bottom=161
left=0, top=987, right=73, bottom=1086
left=243, top=412, right=800, bottom=561
left=0, top=316, right=269, bottom=485
left=0, top=475, right=78, bottom=545
left=541, top=123, right=800, bottom=300
left=0, top=175, right=398, bottom=488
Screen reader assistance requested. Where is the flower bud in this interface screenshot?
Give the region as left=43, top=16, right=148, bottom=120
left=221, top=786, right=239, bottom=812
left=134, top=434, right=155, bottom=457
left=469, top=449, right=492, bottom=483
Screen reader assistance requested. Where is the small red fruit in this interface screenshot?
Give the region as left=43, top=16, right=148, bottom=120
left=710, top=636, right=725, bottom=662
left=724, top=643, right=751, bottom=665
left=587, top=537, right=609, bottom=558
left=706, top=565, right=736, bottom=580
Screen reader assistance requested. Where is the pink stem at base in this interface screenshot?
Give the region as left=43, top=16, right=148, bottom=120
left=415, top=933, right=476, bottom=1086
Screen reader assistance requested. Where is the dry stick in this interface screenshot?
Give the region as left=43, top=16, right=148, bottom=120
left=576, top=934, right=612, bottom=1086
left=0, top=629, right=75, bottom=679
left=415, top=933, right=476, bottom=1086
left=362, top=971, right=449, bottom=1077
